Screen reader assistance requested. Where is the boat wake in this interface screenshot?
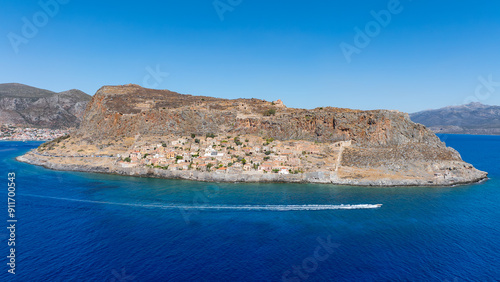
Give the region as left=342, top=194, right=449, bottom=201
left=20, top=194, right=382, bottom=211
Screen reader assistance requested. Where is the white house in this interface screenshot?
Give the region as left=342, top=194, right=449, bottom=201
left=204, top=148, right=224, bottom=157
left=279, top=168, right=290, bottom=175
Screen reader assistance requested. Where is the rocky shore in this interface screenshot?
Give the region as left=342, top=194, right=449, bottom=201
left=17, top=151, right=488, bottom=187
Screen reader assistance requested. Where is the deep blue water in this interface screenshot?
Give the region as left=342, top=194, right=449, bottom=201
left=0, top=134, right=498, bottom=281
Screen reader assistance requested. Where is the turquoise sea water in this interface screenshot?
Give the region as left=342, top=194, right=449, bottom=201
left=0, top=134, right=498, bottom=281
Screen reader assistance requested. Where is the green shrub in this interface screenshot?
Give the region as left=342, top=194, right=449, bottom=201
left=234, top=137, right=243, bottom=146
left=264, top=108, right=276, bottom=116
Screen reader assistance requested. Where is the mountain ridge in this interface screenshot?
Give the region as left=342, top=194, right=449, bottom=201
left=0, top=83, right=92, bottom=129
left=410, top=102, right=500, bottom=135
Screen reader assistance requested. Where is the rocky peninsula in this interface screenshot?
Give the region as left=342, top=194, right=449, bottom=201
left=17, top=84, right=488, bottom=186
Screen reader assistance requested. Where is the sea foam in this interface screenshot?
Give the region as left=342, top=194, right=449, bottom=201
left=21, top=194, right=382, bottom=211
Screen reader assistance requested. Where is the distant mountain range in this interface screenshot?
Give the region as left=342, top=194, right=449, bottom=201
left=0, top=83, right=92, bottom=129
left=410, top=102, right=500, bottom=135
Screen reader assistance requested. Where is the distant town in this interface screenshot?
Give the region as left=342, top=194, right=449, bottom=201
left=0, top=125, right=69, bottom=141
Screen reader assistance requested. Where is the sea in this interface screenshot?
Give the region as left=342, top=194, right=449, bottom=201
left=0, top=134, right=498, bottom=281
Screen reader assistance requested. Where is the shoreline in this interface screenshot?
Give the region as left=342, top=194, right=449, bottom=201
left=16, top=152, right=488, bottom=187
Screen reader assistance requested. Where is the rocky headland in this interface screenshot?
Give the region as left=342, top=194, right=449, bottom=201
left=17, top=84, right=488, bottom=186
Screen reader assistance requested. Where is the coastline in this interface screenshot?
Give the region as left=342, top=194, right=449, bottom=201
left=16, top=151, right=488, bottom=187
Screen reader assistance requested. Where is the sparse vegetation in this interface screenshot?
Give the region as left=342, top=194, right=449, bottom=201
left=234, top=137, right=243, bottom=146
left=264, top=108, right=276, bottom=116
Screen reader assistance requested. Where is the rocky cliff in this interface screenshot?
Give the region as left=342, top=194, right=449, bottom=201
left=77, top=84, right=458, bottom=162
left=0, top=83, right=92, bottom=128
left=78, top=84, right=439, bottom=145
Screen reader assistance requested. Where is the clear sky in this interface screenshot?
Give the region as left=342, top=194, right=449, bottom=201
left=1, top=0, right=500, bottom=113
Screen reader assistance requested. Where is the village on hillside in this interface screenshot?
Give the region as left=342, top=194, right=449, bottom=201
left=118, top=134, right=351, bottom=174
left=0, top=124, right=69, bottom=141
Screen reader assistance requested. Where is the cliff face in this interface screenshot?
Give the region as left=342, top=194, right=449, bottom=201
left=78, top=85, right=440, bottom=145
left=0, top=83, right=91, bottom=129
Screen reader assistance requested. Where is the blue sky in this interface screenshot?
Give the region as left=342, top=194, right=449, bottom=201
left=1, top=0, right=500, bottom=113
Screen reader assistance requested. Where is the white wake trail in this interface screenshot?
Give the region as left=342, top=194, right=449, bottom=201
left=21, top=194, right=382, bottom=211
